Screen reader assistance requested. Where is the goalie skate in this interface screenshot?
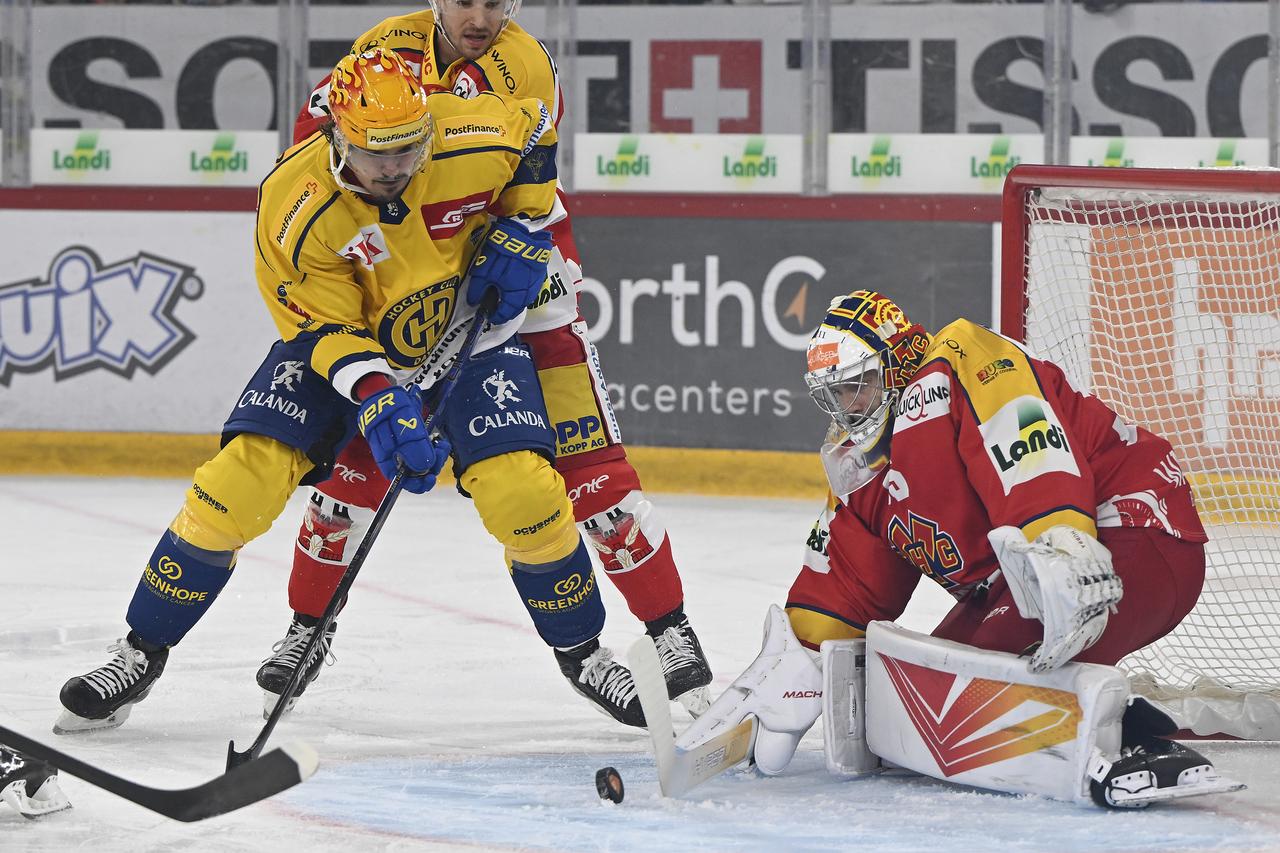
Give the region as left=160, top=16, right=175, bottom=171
left=0, top=746, right=71, bottom=818
left=1088, top=738, right=1245, bottom=809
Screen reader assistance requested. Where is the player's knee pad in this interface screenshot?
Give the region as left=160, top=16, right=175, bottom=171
left=171, top=434, right=314, bottom=553
left=127, top=531, right=236, bottom=647
left=508, top=538, right=605, bottom=648
left=463, top=451, right=579, bottom=565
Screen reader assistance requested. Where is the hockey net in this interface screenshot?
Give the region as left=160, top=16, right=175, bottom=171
left=1002, top=165, right=1280, bottom=739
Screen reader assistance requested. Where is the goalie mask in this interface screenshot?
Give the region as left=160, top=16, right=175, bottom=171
left=327, top=49, right=433, bottom=197
left=805, top=291, right=931, bottom=482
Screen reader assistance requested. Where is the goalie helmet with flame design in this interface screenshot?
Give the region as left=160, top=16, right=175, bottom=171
left=805, top=290, right=932, bottom=454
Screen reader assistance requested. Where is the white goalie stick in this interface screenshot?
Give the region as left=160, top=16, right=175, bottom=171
left=628, top=636, right=756, bottom=797
left=1, top=723, right=317, bottom=822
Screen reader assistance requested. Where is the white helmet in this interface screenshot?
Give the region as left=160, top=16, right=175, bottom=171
left=804, top=290, right=932, bottom=452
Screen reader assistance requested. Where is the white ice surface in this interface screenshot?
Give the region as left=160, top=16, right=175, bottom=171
left=1, top=477, right=1277, bottom=851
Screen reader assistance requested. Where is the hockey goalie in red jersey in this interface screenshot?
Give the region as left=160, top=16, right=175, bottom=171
left=673, top=289, right=1244, bottom=808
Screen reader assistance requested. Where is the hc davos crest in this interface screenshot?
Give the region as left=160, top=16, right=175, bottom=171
left=0, top=246, right=202, bottom=385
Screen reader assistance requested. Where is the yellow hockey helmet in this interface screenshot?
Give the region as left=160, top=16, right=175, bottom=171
left=329, top=48, right=432, bottom=155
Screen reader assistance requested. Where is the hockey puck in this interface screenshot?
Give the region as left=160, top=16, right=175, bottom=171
left=595, top=766, right=624, bottom=803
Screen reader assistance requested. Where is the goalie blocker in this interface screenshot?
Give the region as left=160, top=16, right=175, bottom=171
left=822, top=621, right=1245, bottom=808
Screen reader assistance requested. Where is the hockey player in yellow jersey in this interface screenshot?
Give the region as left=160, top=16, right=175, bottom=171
left=54, top=48, right=648, bottom=734
left=273, top=0, right=713, bottom=727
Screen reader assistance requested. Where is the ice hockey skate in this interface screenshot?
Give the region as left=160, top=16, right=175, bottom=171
left=555, top=638, right=646, bottom=728
left=0, top=745, right=71, bottom=818
left=646, top=607, right=712, bottom=717
left=1089, top=698, right=1245, bottom=808
left=54, top=633, right=169, bottom=734
left=256, top=615, right=337, bottom=717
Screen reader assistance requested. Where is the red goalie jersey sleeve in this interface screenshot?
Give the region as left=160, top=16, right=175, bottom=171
left=784, top=319, right=1206, bottom=650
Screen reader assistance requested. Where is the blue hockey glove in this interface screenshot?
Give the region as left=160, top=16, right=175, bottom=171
left=466, top=217, right=554, bottom=325
left=356, top=385, right=450, bottom=494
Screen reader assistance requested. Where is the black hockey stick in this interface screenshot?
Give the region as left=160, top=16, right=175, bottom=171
left=1, top=723, right=317, bottom=822
left=227, top=296, right=497, bottom=770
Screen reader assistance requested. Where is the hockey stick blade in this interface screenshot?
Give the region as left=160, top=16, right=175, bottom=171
left=1, top=723, right=317, bottom=822
left=628, top=636, right=756, bottom=797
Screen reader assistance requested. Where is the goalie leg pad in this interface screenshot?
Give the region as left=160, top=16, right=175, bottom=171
left=866, top=620, right=1129, bottom=804
left=820, top=639, right=880, bottom=777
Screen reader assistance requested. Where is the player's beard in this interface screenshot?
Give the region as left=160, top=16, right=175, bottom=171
left=364, top=174, right=411, bottom=202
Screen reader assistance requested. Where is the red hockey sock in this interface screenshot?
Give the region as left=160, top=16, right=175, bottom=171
left=596, top=534, right=684, bottom=623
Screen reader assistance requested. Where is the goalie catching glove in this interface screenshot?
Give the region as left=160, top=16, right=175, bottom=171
left=676, top=605, right=822, bottom=775
left=987, top=525, right=1123, bottom=673
left=466, top=217, right=554, bottom=326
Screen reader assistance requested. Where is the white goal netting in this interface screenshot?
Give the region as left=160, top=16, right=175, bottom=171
left=1017, top=175, right=1280, bottom=738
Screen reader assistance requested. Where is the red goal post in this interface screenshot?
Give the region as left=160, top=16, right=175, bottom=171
left=1001, top=165, right=1280, bottom=739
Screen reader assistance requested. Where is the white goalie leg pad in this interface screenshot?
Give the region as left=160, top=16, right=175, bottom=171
left=675, top=605, right=822, bottom=776
left=820, top=639, right=881, bottom=776
left=865, top=620, right=1128, bottom=804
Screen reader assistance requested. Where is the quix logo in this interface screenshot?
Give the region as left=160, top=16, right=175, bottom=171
left=0, top=247, right=202, bottom=385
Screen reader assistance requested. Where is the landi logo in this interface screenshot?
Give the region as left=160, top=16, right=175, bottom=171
left=190, top=133, right=248, bottom=173
left=1200, top=139, right=1245, bottom=168
left=596, top=137, right=650, bottom=177
left=52, top=132, right=111, bottom=172
left=0, top=247, right=203, bottom=385
left=850, top=136, right=901, bottom=179
left=723, top=136, right=776, bottom=179
left=971, top=136, right=1019, bottom=180
left=1089, top=139, right=1134, bottom=168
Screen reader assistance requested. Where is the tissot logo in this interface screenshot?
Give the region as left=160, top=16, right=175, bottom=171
left=878, top=653, right=1080, bottom=776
